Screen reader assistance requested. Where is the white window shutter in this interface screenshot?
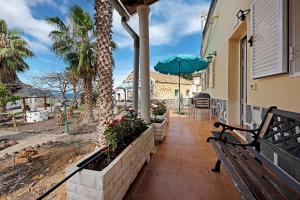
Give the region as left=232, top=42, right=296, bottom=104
left=250, top=0, right=288, bottom=79
left=290, top=0, right=300, bottom=76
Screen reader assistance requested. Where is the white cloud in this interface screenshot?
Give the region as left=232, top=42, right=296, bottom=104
left=0, top=0, right=68, bottom=53
left=26, top=0, right=69, bottom=14
left=112, top=0, right=209, bottom=48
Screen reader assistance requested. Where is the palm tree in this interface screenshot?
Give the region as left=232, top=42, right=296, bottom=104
left=94, top=0, right=114, bottom=147
left=46, top=5, right=96, bottom=123
left=66, top=69, right=80, bottom=109
left=0, top=19, right=33, bottom=85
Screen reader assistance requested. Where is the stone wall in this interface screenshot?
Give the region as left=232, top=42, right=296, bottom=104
left=67, top=126, right=155, bottom=200
left=211, top=98, right=227, bottom=123
left=154, top=83, right=193, bottom=100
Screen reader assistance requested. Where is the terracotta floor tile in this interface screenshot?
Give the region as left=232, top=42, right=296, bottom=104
left=163, top=135, right=181, bottom=145
left=134, top=170, right=177, bottom=200
left=177, top=146, right=203, bottom=160
left=148, top=154, right=178, bottom=175
left=156, top=144, right=179, bottom=157
left=124, top=115, right=240, bottom=200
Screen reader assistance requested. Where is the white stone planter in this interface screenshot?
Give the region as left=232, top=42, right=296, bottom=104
left=67, top=126, right=154, bottom=200
left=152, top=118, right=168, bottom=142
left=26, top=110, right=48, bottom=123
left=156, top=109, right=169, bottom=124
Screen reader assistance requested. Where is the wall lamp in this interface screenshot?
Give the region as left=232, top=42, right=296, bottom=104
left=206, top=51, right=217, bottom=63
left=209, top=51, right=217, bottom=57
left=206, top=55, right=213, bottom=63
left=236, top=9, right=250, bottom=21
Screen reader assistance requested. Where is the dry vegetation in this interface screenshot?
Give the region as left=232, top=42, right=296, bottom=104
left=0, top=140, right=96, bottom=200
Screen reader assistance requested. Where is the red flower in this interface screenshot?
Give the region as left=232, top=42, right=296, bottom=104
left=126, top=107, right=134, bottom=112
left=117, top=116, right=126, bottom=123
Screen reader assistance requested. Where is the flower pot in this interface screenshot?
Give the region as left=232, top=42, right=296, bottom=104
left=156, top=109, right=169, bottom=124
left=152, top=118, right=168, bottom=142
left=67, top=126, right=154, bottom=200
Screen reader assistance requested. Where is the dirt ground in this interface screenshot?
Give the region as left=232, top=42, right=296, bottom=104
left=0, top=140, right=96, bottom=200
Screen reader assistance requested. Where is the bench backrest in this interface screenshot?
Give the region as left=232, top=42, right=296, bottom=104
left=259, top=107, right=300, bottom=158
left=194, top=98, right=210, bottom=109
left=257, top=107, right=300, bottom=182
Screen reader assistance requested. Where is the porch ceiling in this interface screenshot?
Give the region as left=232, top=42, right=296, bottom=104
left=120, top=0, right=159, bottom=15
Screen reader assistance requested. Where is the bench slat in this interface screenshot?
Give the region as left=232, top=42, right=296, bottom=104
left=235, top=145, right=296, bottom=199
left=226, top=144, right=287, bottom=199
left=210, top=141, right=256, bottom=200
left=246, top=145, right=300, bottom=198
left=218, top=142, right=274, bottom=200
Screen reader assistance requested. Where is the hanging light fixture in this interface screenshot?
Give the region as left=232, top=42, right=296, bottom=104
left=236, top=9, right=250, bottom=21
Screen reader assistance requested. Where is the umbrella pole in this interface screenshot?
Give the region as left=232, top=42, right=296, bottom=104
left=178, top=61, right=181, bottom=114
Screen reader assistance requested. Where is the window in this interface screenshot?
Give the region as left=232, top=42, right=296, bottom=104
left=201, top=71, right=207, bottom=90
left=209, top=60, right=214, bottom=88
left=250, top=0, right=288, bottom=79
left=175, top=89, right=179, bottom=97
left=290, top=0, right=300, bottom=76
left=186, top=90, right=190, bottom=96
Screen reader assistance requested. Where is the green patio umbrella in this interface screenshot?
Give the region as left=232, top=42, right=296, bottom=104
left=154, top=54, right=209, bottom=113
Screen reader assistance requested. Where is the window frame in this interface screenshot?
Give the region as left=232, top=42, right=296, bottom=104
left=250, top=0, right=288, bottom=79
left=289, top=0, right=300, bottom=77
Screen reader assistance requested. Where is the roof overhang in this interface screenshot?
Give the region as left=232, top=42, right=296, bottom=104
left=120, top=0, right=159, bottom=15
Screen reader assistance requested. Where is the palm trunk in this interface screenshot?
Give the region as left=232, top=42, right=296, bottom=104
left=95, top=0, right=114, bottom=148
left=71, top=86, right=78, bottom=109
left=83, top=76, right=94, bottom=123
left=0, top=104, right=7, bottom=114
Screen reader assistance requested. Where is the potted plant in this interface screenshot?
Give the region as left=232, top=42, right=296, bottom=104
left=151, top=102, right=168, bottom=142
left=152, top=100, right=169, bottom=123
left=67, top=109, right=154, bottom=200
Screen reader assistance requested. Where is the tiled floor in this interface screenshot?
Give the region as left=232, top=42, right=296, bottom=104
left=124, top=111, right=240, bottom=200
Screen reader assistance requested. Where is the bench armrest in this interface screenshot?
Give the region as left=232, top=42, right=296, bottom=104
left=206, top=136, right=255, bottom=147
left=214, top=122, right=260, bottom=133
left=206, top=122, right=260, bottom=146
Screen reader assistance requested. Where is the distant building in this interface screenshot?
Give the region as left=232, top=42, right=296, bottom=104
left=116, top=71, right=194, bottom=101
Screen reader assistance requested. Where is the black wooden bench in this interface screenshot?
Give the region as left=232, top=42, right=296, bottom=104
left=207, top=106, right=300, bottom=199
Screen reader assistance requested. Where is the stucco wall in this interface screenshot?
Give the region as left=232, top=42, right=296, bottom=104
left=202, top=0, right=252, bottom=99
left=154, top=83, right=192, bottom=100
left=202, top=0, right=300, bottom=124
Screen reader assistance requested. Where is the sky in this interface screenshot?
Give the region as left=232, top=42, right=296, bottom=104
left=0, top=0, right=210, bottom=88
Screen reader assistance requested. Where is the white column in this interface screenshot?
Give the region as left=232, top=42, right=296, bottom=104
left=137, top=5, right=150, bottom=123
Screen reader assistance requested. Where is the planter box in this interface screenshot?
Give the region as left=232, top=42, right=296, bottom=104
left=152, top=118, right=168, bottom=142
left=156, top=109, right=169, bottom=124
left=67, top=126, right=155, bottom=200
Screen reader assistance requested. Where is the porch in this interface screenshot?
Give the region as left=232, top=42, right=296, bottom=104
left=124, top=111, right=240, bottom=200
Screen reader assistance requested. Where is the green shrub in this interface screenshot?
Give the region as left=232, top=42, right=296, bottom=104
left=104, top=108, right=148, bottom=151
left=0, top=83, right=20, bottom=113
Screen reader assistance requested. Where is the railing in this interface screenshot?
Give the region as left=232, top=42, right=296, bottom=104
left=36, top=147, right=107, bottom=200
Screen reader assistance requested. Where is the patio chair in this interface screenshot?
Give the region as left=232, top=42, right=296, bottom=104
left=180, top=97, right=193, bottom=117
left=194, top=97, right=211, bottom=121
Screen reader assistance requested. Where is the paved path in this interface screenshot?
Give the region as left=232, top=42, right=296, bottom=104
left=125, top=113, right=240, bottom=200
left=0, top=129, right=96, bottom=158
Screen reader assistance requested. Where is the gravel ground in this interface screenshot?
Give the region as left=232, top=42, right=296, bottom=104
left=0, top=115, right=97, bottom=158
left=0, top=140, right=96, bottom=200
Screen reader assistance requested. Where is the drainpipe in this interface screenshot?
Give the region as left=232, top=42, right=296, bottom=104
left=110, top=0, right=130, bottom=21
left=111, top=0, right=140, bottom=113
left=121, top=17, right=140, bottom=113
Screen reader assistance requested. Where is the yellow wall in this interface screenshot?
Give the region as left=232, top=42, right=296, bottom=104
left=202, top=0, right=300, bottom=124
left=202, top=0, right=252, bottom=100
